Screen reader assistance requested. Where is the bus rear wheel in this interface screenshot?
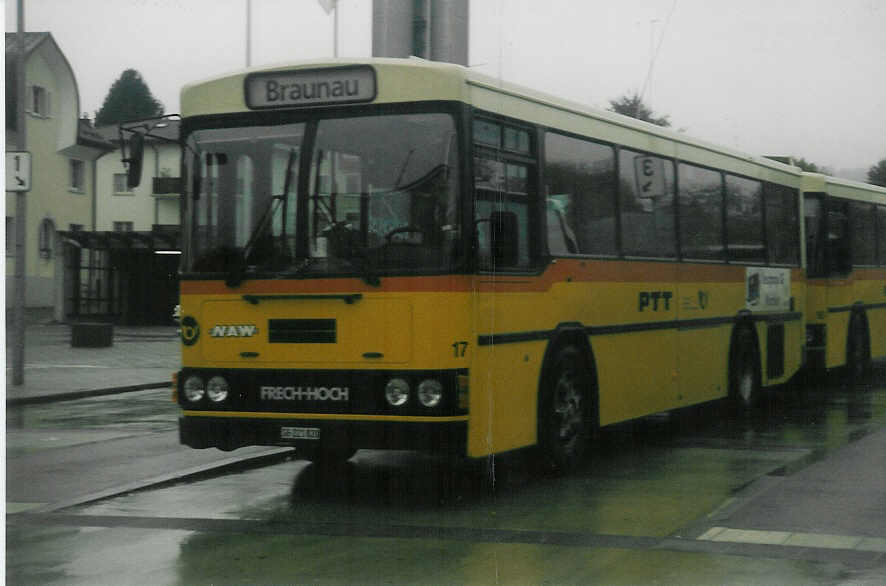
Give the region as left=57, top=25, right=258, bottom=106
left=730, top=327, right=761, bottom=412
left=537, top=346, right=592, bottom=474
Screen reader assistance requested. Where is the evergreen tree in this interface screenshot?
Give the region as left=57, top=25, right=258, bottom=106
left=95, top=69, right=163, bottom=126
left=867, top=159, right=886, bottom=187
left=608, top=92, right=671, bottom=127
left=790, top=157, right=831, bottom=175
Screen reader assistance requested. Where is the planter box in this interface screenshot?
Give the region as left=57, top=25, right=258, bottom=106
left=71, top=323, right=113, bottom=348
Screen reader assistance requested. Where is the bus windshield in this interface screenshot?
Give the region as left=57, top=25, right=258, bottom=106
left=184, top=112, right=460, bottom=280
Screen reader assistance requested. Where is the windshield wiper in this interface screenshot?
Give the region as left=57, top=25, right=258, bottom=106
left=226, top=148, right=299, bottom=288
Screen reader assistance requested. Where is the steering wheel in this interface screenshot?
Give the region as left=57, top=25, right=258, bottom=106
left=384, top=225, right=425, bottom=244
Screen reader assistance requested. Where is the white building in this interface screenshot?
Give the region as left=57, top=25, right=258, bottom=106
left=6, top=32, right=181, bottom=324
left=5, top=32, right=114, bottom=316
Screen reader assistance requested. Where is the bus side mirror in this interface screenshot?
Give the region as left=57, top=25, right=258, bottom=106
left=126, top=133, right=145, bottom=189
left=490, top=211, right=519, bottom=267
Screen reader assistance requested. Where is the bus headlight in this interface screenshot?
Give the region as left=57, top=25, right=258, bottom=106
left=207, top=376, right=230, bottom=403
left=183, top=375, right=205, bottom=402
left=385, top=378, right=410, bottom=407
left=417, top=379, right=443, bottom=407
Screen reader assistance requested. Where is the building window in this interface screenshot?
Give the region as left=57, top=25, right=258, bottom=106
left=113, top=221, right=134, bottom=232
left=38, top=218, right=55, bottom=259
left=6, top=217, right=14, bottom=257
left=69, top=223, right=84, bottom=232
left=70, top=159, right=85, bottom=192
left=113, top=173, right=132, bottom=194
left=30, top=85, right=51, bottom=117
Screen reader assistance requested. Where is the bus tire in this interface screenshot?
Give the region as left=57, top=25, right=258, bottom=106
left=300, top=444, right=357, bottom=468
left=846, top=313, right=871, bottom=382
left=537, top=345, right=592, bottom=474
left=730, top=326, right=761, bottom=412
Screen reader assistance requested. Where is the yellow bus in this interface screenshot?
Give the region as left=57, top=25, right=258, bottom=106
left=802, top=173, right=886, bottom=377
left=154, top=58, right=810, bottom=472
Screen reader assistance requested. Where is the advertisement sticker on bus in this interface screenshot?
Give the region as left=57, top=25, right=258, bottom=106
left=745, top=267, right=791, bottom=312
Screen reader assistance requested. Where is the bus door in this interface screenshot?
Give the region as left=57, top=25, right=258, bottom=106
left=469, top=118, right=542, bottom=455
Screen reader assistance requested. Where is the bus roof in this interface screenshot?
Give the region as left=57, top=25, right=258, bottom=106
left=181, top=57, right=883, bottom=187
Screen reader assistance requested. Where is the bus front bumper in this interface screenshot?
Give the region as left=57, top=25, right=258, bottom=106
left=179, top=414, right=468, bottom=456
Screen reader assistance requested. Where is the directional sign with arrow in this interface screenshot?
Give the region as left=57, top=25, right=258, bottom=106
left=6, top=151, right=32, bottom=192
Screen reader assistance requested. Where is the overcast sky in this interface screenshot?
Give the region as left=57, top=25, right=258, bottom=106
left=5, top=0, right=885, bottom=175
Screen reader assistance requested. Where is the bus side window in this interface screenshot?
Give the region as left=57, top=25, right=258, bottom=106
left=826, top=200, right=850, bottom=276
left=543, top=132, right=616, bottom=256
left=765, top=183, right=800, bottom=266
left=850, top=201, right=876, bottom=267
left=804, top=195, right=825, bottom=277
left=619, top=149, right=676, bottom=258
left=725, top=174, right=764, bottom=263
left=678, top=163, right=724, bottom=261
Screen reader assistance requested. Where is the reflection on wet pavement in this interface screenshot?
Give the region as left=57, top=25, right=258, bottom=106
left=7, top=367, right=886, bottom=584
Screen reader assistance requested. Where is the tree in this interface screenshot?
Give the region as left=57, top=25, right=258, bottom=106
left=867, top=159, right=886, bottom=187
left=95, top=69, right=163, bottom=126
left=791, top=157, right=831, bottom=175
left=608, top=92, right=671, bottom=127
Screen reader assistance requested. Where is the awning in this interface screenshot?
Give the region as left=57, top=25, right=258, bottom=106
left=59, top=228, right=180, bottom=252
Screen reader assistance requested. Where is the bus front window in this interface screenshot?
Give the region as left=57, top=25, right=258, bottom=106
left=184, top=113, right=460, bottom=278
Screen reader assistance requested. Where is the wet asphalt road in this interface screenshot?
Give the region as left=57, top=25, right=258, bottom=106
left=6, top=366, right=886, bottom=585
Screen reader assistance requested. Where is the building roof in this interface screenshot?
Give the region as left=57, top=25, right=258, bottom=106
left=5, top=31, right=51, bottom=58
left=78, top=119, right=115, bottom=151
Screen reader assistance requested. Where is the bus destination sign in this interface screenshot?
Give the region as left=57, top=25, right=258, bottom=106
left=245, top=66, right=376, bottom=109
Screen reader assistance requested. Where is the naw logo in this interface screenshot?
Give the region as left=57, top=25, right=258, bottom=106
left=210, top=324, right=258, bottom=338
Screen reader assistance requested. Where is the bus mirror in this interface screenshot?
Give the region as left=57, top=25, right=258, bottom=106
left=126, top=133, right=145, bottom=189
left=490, top=211, right=519, bottom=266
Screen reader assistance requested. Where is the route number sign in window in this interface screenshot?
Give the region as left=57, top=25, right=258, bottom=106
left=633, top=155, right=664, bottom=199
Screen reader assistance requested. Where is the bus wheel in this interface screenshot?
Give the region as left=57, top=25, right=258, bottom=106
left=300, top=444, right=357, bottom=468
left=538, top=346, right=591, bottom=474
left=730, top=327, right=761, bottom=412
left=847, top=314, right=871, bottom=382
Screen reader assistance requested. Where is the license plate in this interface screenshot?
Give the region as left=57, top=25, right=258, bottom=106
left=280, top=426, right=320, bottom=440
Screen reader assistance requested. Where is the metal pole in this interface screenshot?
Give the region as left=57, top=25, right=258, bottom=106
left=246, top=0, right=252, bottom=66
left=333, top=0, right=339, bottom=57
left=13, top=0, right=27, bottom=385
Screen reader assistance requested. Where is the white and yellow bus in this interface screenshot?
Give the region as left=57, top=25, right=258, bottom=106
left=802, top=173, right=886, bottom=377
left=157, top=58, right=812, bottom=472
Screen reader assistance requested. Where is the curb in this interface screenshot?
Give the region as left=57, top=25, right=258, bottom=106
left=7, top=381, right=172, bottom=407
left=19, top=447, right=297, bottom=515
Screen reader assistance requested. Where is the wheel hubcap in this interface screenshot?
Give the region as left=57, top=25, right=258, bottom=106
left=738, top=368, right=754, bottom=404
left=554, top=372, right=583, bottom=447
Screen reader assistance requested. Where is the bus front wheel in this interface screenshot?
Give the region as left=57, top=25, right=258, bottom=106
left=300, top=444, right=357, bottom=468
left=730, top=327, right=761, bottom=412
left=537, top=346, right=592, bottom=474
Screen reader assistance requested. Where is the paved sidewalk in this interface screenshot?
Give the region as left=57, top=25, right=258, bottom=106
left=5, top=321, right=180, bottom=405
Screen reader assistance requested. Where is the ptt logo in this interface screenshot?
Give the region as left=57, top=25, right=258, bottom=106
left=181, top=316, right=200, bottom=346
left=638, top=291, right=673, bottom=312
